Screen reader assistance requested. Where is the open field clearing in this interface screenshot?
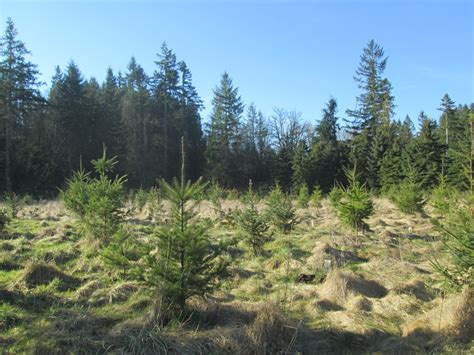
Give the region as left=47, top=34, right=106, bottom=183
left=0, top=197, right=472, bottom=354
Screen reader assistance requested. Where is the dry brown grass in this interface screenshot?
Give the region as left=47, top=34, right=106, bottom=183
left=318, top=269, right=388, bottom=302
left=404, top=287, right=474, bottom=341
left=13, top=260, right=79, bottom=291
left=392, top=280, right=434, bottom=302
left=244, top=302, right=294, bottom=354
left=307, top=241, right=367, bottom=269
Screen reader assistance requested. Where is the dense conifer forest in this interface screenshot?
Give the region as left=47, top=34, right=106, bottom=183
left=0, top=18, right=471, bottom=196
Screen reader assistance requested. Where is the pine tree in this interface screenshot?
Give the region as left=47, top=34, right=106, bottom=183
left=121, top=57, right=152, bottom=186
left=410, top=112, right=443, bottom=189
left=206, top=72, right=244, bottom=186
left=241, top=103, right=268, bottom=184
left=265, top=183, right=297, bottom=233
left=388, top=165, right=424, bottom=214
left=235, top=180, right=271, bottom=256
left=333, top=166, right=374, bottom=238
left=291, top=139, right=311, bottom=189
left=0, top=18, right=43, bottom=192
left=61, top=146, right=127, bottom=244
left=445, top=104, right=471, bottom=189
left=380, top=123, right=402, bottom=191
left=346, top=40, right=395, bottom=190
left=439, top=94, right=455, bottom=161
left=176, top=61, right=204, bottom=180
left=152, top=43, right=180, bottom=179
left=431, top=191, right=473, bottom=288
left=100, top=67, right=125, bottom=167
left=296, top=183, right=310, bottom=208
left=49, top=62, right=98, bottom=174
left=143, top=138, right=228, bottom=314
left=310, top=99, right=341, bottom=192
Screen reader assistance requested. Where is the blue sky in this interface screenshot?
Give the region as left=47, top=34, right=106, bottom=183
left=1, top=0, right=472, bottom=126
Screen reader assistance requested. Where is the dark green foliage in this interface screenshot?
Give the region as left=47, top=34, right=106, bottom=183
left=410, top=112, right=443, bottom=189
left=241, top=103, right=274, bottom=186
left=380, top=117, right=414, bottom=191
left=310, top=99, right=342, bottom=192
left=443, top=103, right=471, bottom=189
left=292, top=140, right=311, bottom=189
left=388, top=167, right=425, bottom=214
left=62, top=147, right=127, bottom=243
left=265, top=184, right=297, bottom=233
left=235, top=181, right=271, bottom=256
left=346, top=40, right=395, bottom=190
left=333, top=167, right=374, bottom=233
left=431, top=192, right=474, bottom=288
left=0, top=18, right=43, bottom=192
left=0, top=17, right=472, bottom=218
left=206, top=72, right=245, bottom=187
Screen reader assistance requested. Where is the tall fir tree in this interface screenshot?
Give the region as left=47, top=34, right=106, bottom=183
left=409, top=112, right=443, bottom=189
left=152, top=43, right=180, bottom=179
left=346, top=40, right=395, bottom=190
left=49, top=62, right=98, bottom=174
left=176, top=61, right=204, bottom=180
left=310, top=98, right=341, bottom=192
left=0, top=18, right=43, bottom=192
left=380, top=117, right=414, bottom=191
left=100, top=67, right=125, bottom=169
left=206, top=72, right=244, bottom=186
left=121, top=57, right=153, bottom=186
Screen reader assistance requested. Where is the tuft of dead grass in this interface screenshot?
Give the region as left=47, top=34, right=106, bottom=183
left=88, top=281, right=140, bottom=305
left=14, top=260, right=79, bottom=291
left=244, top=302, right=295, bottom=354
left=314, top=299, right=344, bottom=312
left=307, top=241, right=367, bottom=269
left=319, top=270, right=388, bottom=303
left=75, top=279, right=103, bottom=300
left=347, top=295, right=373, bottom=312
left=404, top=287, right=474, bottom=342
left=392, top=280, right=434, bottom=302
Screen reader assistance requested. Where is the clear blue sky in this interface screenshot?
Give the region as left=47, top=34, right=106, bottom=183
left=1, top=0, right=472, bottom=126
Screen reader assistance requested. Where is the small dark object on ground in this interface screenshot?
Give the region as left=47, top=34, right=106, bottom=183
left=297, top=273, right=315, bottom=283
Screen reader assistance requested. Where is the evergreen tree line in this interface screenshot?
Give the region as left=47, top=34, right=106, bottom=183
left=0, top=19, right=472, bottom=196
